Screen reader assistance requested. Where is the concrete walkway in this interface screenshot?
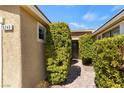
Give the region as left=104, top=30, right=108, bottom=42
left=51, top=59, right=96, bottom=88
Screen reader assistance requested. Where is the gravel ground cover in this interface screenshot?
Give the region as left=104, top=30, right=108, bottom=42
left=50, top=59, right=96, bottom=88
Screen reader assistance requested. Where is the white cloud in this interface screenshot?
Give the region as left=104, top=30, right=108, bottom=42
left=112, top=5, right=124, bottom=11
left=99, top=15, right=109, bottom=21
left=82, top=12, right=97, bottom=21
left=69, top=22, right=86, bottom=29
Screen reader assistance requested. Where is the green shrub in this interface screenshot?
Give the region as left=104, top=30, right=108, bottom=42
left=45, top=22, right=72, bottom=85
left=79, top=34, right=94, bottom=64
left=93, top=35, right=124, bottom=88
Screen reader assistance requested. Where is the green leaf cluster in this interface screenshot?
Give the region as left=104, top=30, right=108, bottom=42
left=93, top=35, right=124, bottom=88
left=79, top=34, right=94, bottom=64
left=45, top=22, right=72, bottom=85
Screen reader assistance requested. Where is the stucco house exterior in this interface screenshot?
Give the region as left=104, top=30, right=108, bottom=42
left=93, top=9, right=124, bottom=39
left=0, top=5, right=124, bottom=88
left=0, top=5, right=50, bottom=88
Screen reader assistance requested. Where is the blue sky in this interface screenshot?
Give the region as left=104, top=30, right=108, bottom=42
left=38, top=5, right=124, bottom=31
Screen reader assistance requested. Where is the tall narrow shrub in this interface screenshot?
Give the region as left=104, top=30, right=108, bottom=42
left=93, top=35, right=124, bottom=88
left=46, top=22, right=72, bottom=85
left=79, top=34, right=94, bottom=64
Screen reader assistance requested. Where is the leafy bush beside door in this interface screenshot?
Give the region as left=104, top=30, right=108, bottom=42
left=79, top=34, right=94, bottom=64
left=45, top=22, right=72, bottom=85
left=93, top=35, right=124, bottom=88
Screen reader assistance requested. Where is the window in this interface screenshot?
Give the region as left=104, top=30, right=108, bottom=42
left=97, top=35, right=102, bottom=40
left=111, top=26, right=120, bottom=36
left=102, top=26, right=120, bottom=38
left=39, top=27, right=45, bottom=40
left=102, top=31, right=111, bottom=38
left=37, top=23, right=46, bottom=42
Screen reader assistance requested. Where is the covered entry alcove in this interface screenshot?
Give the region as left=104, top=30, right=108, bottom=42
left=71, top=31, right=92, bottom=59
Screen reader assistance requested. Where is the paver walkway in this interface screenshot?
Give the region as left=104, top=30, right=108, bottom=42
left=51, top=59, right=96, bottom=88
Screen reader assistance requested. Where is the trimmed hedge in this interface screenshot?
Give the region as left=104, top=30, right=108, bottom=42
left=79, top=34, right=94, bottom=64
left=93, top=35, right=124, bottom=88
left=45, top=22, right=72, bottom=85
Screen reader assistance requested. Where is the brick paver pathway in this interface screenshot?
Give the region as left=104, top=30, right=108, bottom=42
left=51, top=59, right=96, bottom=88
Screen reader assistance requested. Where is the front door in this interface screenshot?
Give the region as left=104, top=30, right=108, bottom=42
left=72, top=40, right=79, bottom=59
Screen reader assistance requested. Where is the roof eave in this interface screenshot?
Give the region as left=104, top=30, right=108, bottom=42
left=34, top=5, right=51, bottom=23
left=21, top=5, right=51, bottom=26
left=93, top=8, right=124, bottom=36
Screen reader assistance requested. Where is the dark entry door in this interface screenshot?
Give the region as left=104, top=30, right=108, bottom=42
left=72, top=40, right=79, bottom=59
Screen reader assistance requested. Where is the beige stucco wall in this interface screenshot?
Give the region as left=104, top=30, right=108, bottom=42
left=0, top=6, right=47, bottom=88
left=0, top=6, right=22, bottom=88
left=20, top=8, right=46, bottom=88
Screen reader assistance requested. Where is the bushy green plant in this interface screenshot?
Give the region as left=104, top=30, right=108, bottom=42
left=45, top=22, right=72, bottom=85
left=93, top=35, right=124, bottom=88
left=79, top=34, right=94, bottom=64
